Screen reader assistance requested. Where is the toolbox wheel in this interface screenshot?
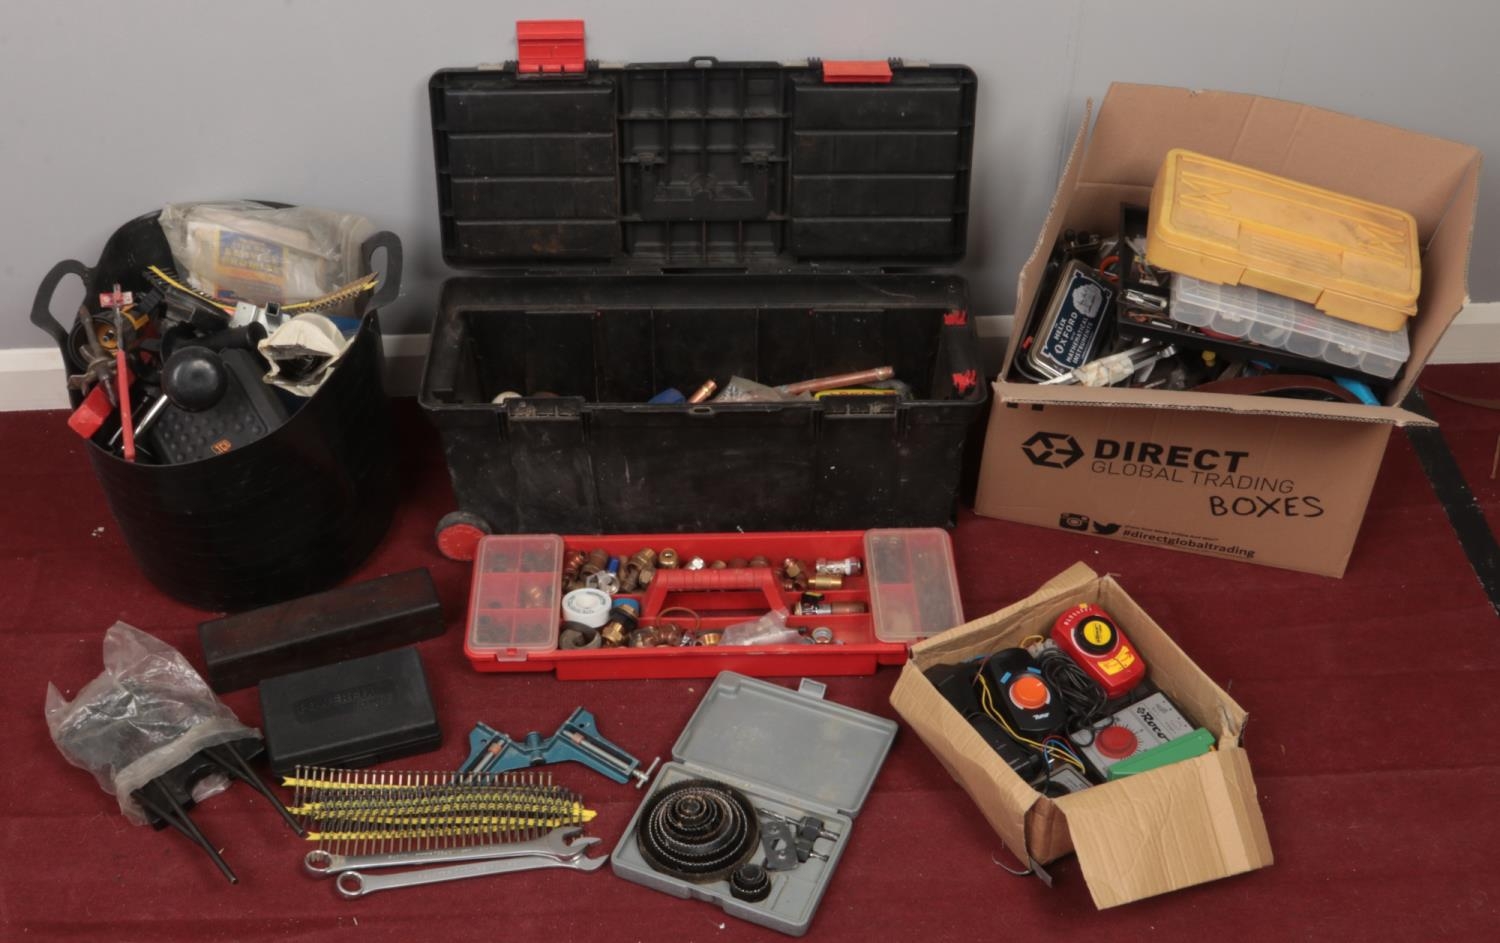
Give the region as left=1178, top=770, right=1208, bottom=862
left=435, top=511, right=491, bottom=562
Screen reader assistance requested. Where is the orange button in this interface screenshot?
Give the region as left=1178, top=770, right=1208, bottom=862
left=1009, top=675, right=1050, bottom=710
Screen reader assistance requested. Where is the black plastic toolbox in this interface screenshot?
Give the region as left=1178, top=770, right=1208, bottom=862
left=421, top=30, right=984, bottom=535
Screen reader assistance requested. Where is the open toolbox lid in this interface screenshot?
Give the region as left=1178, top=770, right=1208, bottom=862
left=673, top=672, right=897, bottom=817
left=429, top=21, right=976, bottom=272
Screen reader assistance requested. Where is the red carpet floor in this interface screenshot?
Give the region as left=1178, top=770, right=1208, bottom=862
left=3, top=365, right=1498, bottom=941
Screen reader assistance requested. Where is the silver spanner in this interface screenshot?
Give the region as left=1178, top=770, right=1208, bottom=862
left=334, top=848, right=605, bottom=899
left=305, top=826, right=597, bottom=877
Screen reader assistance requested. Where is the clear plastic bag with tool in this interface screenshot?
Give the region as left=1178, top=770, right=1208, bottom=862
left=713, top=376, right=801, bottom=403
left=44, top=622, right=260, bottom=824
left=158, top=201, right=375, bottom=307
left=719, top=609, right=801, bottom=646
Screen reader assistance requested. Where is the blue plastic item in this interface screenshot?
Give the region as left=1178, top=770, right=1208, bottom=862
left=459, top=706, right=659, bottom=787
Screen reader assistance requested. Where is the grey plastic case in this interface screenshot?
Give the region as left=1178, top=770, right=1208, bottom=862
left=609, top=672, right=897, bottom=936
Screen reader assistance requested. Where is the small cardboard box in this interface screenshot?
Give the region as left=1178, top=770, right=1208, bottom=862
left=889, top=562, right=1273, bottom=908
left=975, top=83, right=1483, bottom=576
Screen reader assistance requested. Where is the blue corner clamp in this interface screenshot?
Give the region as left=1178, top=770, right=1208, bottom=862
left=459, top=706, right=660, bottom=788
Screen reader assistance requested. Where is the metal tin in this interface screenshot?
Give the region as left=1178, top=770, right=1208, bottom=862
left=1024, top=259, right=1116, bottom=379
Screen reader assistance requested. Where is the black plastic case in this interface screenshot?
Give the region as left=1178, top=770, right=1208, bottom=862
left=199, top=568, right=445, bottom=693
left=420, top=51, right=985, bottom=534
left=258, top=647, right=441, bottom=774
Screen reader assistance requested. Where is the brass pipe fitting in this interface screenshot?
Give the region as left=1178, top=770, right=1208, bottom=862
left=561, top=550, right=587, bottom=586
left=599, top=601, right=640, bottom=648
left=620, top=548, right=657, bottom=593
left=627, top=626, right=661, bottom=648
left=579, top=548, right=609, bottom=584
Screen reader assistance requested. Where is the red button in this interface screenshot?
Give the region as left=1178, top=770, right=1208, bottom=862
left=1095, top=725, right=1138, bottom=759
left=1009, top=675, right=1050, bottom=710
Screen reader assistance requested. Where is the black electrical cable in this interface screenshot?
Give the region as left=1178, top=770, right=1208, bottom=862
left=1035, top=645, right=1109, bottom=744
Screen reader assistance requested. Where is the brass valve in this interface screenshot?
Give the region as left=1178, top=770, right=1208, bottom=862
left=621, top=548, right=658, bottom=592
left=599, top=602, right=640, bottom=648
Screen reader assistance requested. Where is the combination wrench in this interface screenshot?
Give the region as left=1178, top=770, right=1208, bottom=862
left=305, top=826, right=596, bottom=877
left=333, top=847, right=605, bottom=898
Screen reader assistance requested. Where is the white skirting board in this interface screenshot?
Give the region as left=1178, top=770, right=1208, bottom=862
left=4, top=304, right=1499, bottom=412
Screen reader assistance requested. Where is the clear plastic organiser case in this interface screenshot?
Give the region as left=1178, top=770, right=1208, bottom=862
left=1170, top=274, right=1410, bottom=379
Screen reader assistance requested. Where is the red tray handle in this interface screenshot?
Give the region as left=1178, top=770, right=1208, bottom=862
left=640, top=567, right=787, bottom=620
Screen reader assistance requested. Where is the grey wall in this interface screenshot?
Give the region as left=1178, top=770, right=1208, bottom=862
left=2, top=0, right=1495, bottom=349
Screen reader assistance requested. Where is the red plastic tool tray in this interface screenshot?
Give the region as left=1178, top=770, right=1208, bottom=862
left=463, top=530, right=961, bottom=680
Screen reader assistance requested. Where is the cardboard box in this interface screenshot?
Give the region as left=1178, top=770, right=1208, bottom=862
left=975, top=83, right=1483, bottom=576
left=889, top=562, right=1273, bottom=908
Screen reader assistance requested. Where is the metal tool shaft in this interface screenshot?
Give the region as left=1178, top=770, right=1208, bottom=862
left=334, top=850, right=604, bottom=898
left=306, top=827, right=592, bottom=877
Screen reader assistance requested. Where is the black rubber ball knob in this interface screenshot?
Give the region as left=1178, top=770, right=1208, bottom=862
left=162, top=346, right=228, bottom=412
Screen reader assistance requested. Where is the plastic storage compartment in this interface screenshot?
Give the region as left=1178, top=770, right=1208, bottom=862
left=864, top=528, right=963, bottom=642
left=421, top=50, right=984, bottom=535
left=1169, top=274, right=1410, bottom=379
left=1146, top=149, right=1420, bottom=331
left=463, top=529, right=962, bottom=679
left=465, top=535, right=565, bottom=662
left=611, top=672, right=896, bottom=936
left=29, top=207, right=403, bottom=612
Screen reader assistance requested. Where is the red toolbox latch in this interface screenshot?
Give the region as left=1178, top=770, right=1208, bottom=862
left=821, top=60, right=893, bottom=84
left=516, top=19, right=586, bottom=74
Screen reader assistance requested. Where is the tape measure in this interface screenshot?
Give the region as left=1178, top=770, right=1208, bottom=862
left=1051, top=603, right=1146, bottom=699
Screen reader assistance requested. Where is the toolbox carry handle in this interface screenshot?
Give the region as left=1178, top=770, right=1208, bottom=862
left=637, top=165, right=770, bottom=221
left=640, top=567, right=789, bottom=621
left=360, top=231, right=404, bottom=314
left=30, top=258, right=92, bottom=374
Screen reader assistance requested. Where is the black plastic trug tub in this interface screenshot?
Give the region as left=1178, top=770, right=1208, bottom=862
left=421, top=55, right=986, bottom=534
left=30, top=207, right=404, bottom=612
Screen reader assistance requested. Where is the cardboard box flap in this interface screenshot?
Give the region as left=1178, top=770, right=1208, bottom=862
left=1094, top=577, right=1248, bottom=740
left=1404, top=159, right=1483, bottom=400
left=891, top=662, right=1048, bottom=856
left=1055, top=746, right=1273, bottom=908
left=1006, top=101, right=1094, bottom=372
left=994, top=378, right=1435, bottom=428
left=1081, top=84, right=1480, bottom=239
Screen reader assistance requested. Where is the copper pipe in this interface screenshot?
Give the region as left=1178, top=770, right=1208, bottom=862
left=778, top=367, right=894, bottom=396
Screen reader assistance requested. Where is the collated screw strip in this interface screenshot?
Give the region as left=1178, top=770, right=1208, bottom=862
left=289, top=767, right=595, bottom=854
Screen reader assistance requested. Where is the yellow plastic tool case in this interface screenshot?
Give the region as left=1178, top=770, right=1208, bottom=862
left=1146, top=148, right=1420, bottom=331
